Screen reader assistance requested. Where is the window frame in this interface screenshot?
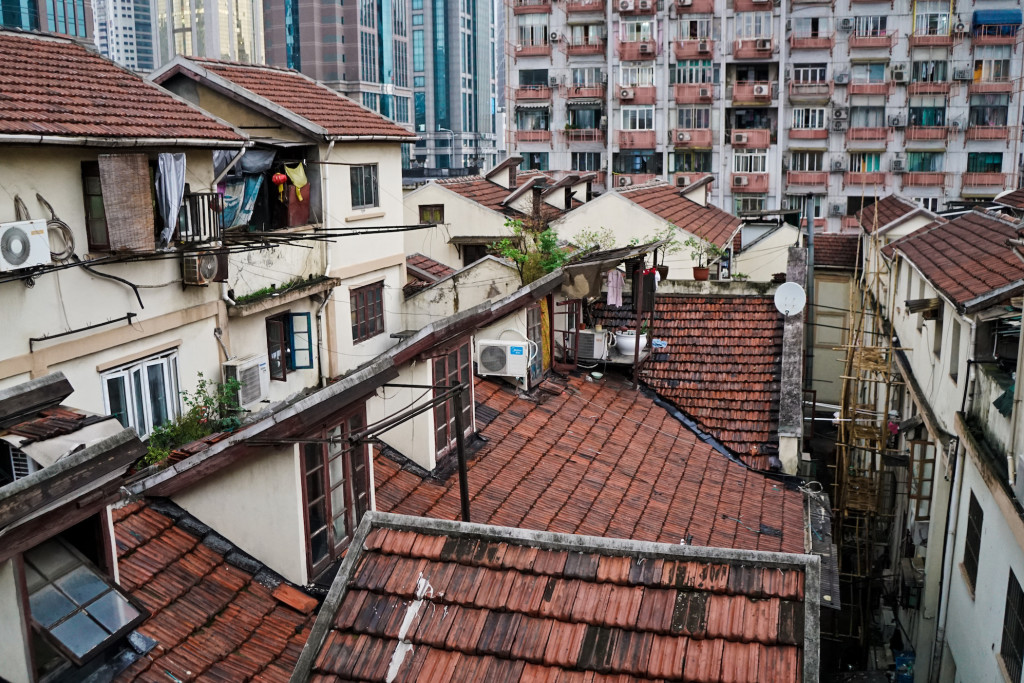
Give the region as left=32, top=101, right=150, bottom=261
left=419, top=204, right=445, bottom=224
left=101, top=350, right=180, bottom=438
left=908, top=440, right=936, bottom=520
left=962, top=491, right=983, bottom=593
left=350, top=281, right=385, bottom=343
left=1001, top=569, right=1024, bottom=682
left=431, top=338, right=475, bottom=458
left=350, top=164, right=380, bottom=209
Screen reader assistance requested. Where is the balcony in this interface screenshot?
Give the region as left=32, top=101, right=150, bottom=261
left=675, top=0, right=714, bottom=12
left=671, top=128, right=713, bottom=148
left=966, top=363, right=1016, bottom=462
left=566, top=84, right=606, bottom=99
left=968, top=79, right=1014, bottom=95
left=732, top=81, right=775, bottom=104
left=789, top=81, right=834, bottom=102
left=615, top=173, right=658, bottom=187
left=734, top=38, right=775, bottom=59
left=563, top=128, right=604, bottom=143
left=734, top=0, right=773, bottom=10
left=515, top=43, right=552, bottom=57
left=617, top=130, right=657, bottom=148
left=908, top=81, right=951, bottom=95
left=515, top=85, right=552, bottom=100
left=789, top=33, right=835, bottom=50
left=790, top=128, right=829, bottom=140
left=673, top=39, right=714, bottom=60
left=847, top=81, right=891, bottom=95
left=965, top=125, right=1011, bottom=141
left=567, top=39, right=605, bottom=56
left=672, top=172, right=710, bottom=188
left=618, top=40, right=658, bottom=60
left=973, top=27, right=1020, bottom=46
left=730, top=128, right=771, bottom=147
left=908, top=30, right=953, bottom=47
left=904, top=126, right=948, bottom=141
left=787, top=171, right=829, bottom=188
left=847, top=127, right=890, bottom=142
left=566, top=0, right=604, bottom=11
left=845, top=171, right=886, bottom=187
left=516, top=130, right=552, bottom=143
left=512, top=0, right=551, bottom=13
left=618, top=84, right=656, bottom=104
left=962, top=172, right=1009, bottom=190
left=674, top=83, right=715, bottom=104
left=902, top=172, right=947, bottom=187
left=848, top=31, right=896, bottom=49
left=730, top=173, right=770, bottom=192
left=180, top=192, right=223, bottom=244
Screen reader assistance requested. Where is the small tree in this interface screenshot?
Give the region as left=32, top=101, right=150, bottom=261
left=493, top=217, right=569, bottom=285
left=144, top=373, right=242, bottom=465
left=683, top=235, right=728, bottom=268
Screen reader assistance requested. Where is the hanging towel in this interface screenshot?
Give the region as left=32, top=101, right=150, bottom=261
left=285, top=162, right=309, bottom=201
left=607, top=269, right=624, bottom=307
left=155, top=153, right=186, bottom=248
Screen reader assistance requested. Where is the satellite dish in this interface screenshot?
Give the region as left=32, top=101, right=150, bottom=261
left=774, top=281, right=806, bottom=316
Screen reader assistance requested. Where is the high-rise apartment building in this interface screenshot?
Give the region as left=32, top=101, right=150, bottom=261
left=409, top=0, right=499, bottom=169
left=152, top=0, right=264, bottom=66
left=504, top=0, right=1022, bottom=230
left=92, top=0, right=153, bottom=70
left=1, top=0, right=90, bottom=37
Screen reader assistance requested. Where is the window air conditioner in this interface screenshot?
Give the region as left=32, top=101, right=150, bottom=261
left=619, top=176, right=634, bottom=186
left=734, top=176, right=749, bottom=186
left=677, top=131, right=692, bottom=142
left=753, top=84, right=770, bottom=96
left=839, top=18, right=854, bottom=31
left=620, top=87, right=635, bottom=99
left=888, top=115, right=906, bottom=128
left=577, top=330, right=609, bottom=360
left=477, top=340, right=531, bottom=377
left=834, top=72, right=850, bottom=85
left=891, top=158, right=906, bottom=172
left=223, top=355, right=271, bottom=409
left=733, top=132, right=748, bottom=144
left=676, top=175, right=692, bottom=187
left=698, top=87, right=711, bottom=98
left=619, top=0, right=634, bottom=10
left=698, top=40, right=710, bottom=52
left=755, top=39, right=771, bottom=50
left=0, top=219, right=51, bottom=272
left=953, top=68, right=971, bottom=81
left=183, top=251, right=228, bottom=286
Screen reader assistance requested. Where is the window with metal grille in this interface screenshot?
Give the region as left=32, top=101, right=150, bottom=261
left=1001, top=570, right=1024, bottom=681
left=432, top=339, right=474, bottom=457
left=350, top=281, right=385, bottom=343
left=962, top=492, right=983, bottom=592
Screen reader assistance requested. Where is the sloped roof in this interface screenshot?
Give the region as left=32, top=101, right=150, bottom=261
left=593, top=295, right=783, bottom=464
left=884, top=210, right=1024, bottom=311
left=996, top=187, right=1024, bottom=210
left=0, top=32, right=242, bottom=142
left=856, top=196, right=922, bottom=234
left=405, top=253, right=456, bottom=295
left=813, top=234, right=861, bottom=270
left=112, top=501, right=316, bottom=682
left=299, top=513, right=815, bottom=682
left=172, top=58, right=414, bottom=139
left=375, top=375, right=806, bottom=554
left=617, top=183, right=742, bottom=248
left=434, top=174, right=576, bottom=222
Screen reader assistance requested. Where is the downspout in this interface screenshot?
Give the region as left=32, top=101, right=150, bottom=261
left=605, top=0, right=614, bottom=185
left=317, top=140, right=337, bottom=388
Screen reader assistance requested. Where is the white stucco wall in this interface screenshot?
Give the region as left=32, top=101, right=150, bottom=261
left=811, top=272, right=855, bottom=406
left=733, top=224, right=800, bottom=282
left=368, top=359, right=436, bottom=471
left=403, top=258, right=521, bottom=329
left=0, top=559, right=31, bottom=683
left=403, top=183, right=514, bottom=269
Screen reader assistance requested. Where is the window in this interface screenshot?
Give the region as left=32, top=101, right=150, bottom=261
left=265, top=312, right=313, bottom=381
left=419, top=204, right=444, bottom=223
left=734, top=195, right=767, bottom=215
left=792, top=17, right=828, bottom=37
left=102, top=350, right=178, bottom=438
left=359, top=31, right=378, bottom=82
left=912, top=48, right=948, bottom=82
left=908, top=440, right=936, bottom=519
left=620, top=63, right=655, bottom=86
left=673, top=151, right=711, bottom=173
left=787, top=194, right=823, bottom=220
left=1001, top=570, right=1024, bottom=683
left=614, top=150, right=662, bottom=174
left=524, top=152, right=549, bottom=170
left=432, top=339, right=474, bottom=457
left=81, top=156, right=159, bottom=252
left=350, top=164, right=379, bottom=209
left=570, top=23, right=604, bottom=45
left=361, top=91, right=379, bottom=112
left=967, top=152, right=1003, bottom=173
left=855, top=15, right=887, bottom=37
left=622, top=19, right=653, bottom=42
left=792, top=63, right=827, bottom=83
left=907, top=151, right=944, bottom=173
left=790, top=151, right=824, bottom=171
left=962, top=494, right=983, bottom=591
left=350, top=281, right=384, bottom=343
left=571, top=67, right=604, bottom=86
left=851, top=62, right=887, bottom=83
left=850, top=99, right=886, bottom=128
left=970, top=93, right=1009, bottom=127
left=677, top=106, right=711, bottom=129
left=793, top=107, right=826, bottom=129
left=572, top=152, right=602, bottom=172
left=519, top=68, right=548, bottom=86
left=518, top=14, right=548, bottom=46
left=736, top=12, right=772, bottom=38
left=412, top=29, right=424, bottom=71
left=394, top=95, right=410, bottom=124
left=621, top=105, right=654, bottom=130
left=915, top=197, right=939, bottom=212
left=25, top=538, right=146, bottom=666
left=849, top=152, right=881, bottom=173
left=909, top=95, right=946, bottom=126
left=670, top=59, right=713, bottom=84
left=733, top=149, right=767, bottom=173
left=517, top=107, right=550, bottom=131
left=950, top=318, right=961, bottom=380
left=914, top=0, right=949, bottom=36
left=677, top=17, right=711, bottom=40
left=932, top=304, right=944, bottom=357
left=974, top=45, right=1012, bottom=82
left=302, top=407, right=369, bottom=577
left=567, top=107, right=600, bottom=129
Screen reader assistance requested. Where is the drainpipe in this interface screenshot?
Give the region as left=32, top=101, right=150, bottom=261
left=317, top=141, right=336, bottom=387
left=805, top=192, right=815, bottom=391
left=605, top=0, right=613, bottom=185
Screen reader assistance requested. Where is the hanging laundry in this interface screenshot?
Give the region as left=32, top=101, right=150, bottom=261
left=155, top=153, right=186, bottom=248
left=606, top=269, right=624, bottom=307
left=285, top=162, right=309, bottom=201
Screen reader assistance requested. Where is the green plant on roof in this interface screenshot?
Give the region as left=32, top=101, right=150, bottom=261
left=493, top=217, right=569, bottom=285
left=683, top=235, right=728, bottom=268
left=144, top=373, right=242, bottom=466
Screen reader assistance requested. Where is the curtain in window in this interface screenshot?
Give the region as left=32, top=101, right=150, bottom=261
left=156, top=153, right=186, bottom=248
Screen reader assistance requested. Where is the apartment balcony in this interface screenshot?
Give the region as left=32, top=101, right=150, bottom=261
left=615, top=173, right=658, bottom=187
left=787, top=171, right=829, bottom=189
left=730, top=173, right=770, bottom=192
left=973, top=27, right=1019, bottom=46
left=180, top=192, right=223, bottom=244
left=618, top=40, right=658, bottom=60
left=566, top=84, right=606, bottom=99
left=901, top=172, right=947, bottom=187
left=844, top=171, right=887, bottom=187
left=965, top=125, right=1011, bottom=141
left=730, top=128, right=771, bottom=147
left=908, top=30, right=953, bottom=47
left=962, top=172, right=1010, bottom=190
left=734, top=39, right=775, bottom=59
left=567, top=39, right=605, bottom=56
left=618, top=84, right=656, bottom=104
left=908, top=81, right=951, bottom=95
left=966, top=363, right=1016, bottom=462
left=734, top=0, right=773, bottom=11
left=566, top=0, right=604, bottom=11
left=674, top=83, right=715, bottom=104
left=515, top=43, right=552, bottom=57
left=788, top=81, right=833, bottom=102
left=671, top=128, right=713, bottom=148
left=672, top=172, right=710, bottom=188
left=847, top=81, right=891, bottom=95
left=789, top=128, right=829, bottom=140
left=904, top=126, right=948, bottom=141
left=675, top=0, right=714, bottom=12
left=516, top=130, right=552, bottom=143
left=617, top=130, right=657, bottom=148
left=732, top=81, right=775, bottom=104
left=512, top=0, right=551, bottom=13
left=673, top=39, right=714, bottom=60
left=848, top=31, right=896, bottom=49
left=847, top=127, right=890, bottom=142
left=789, top=33, right=835, bottom=50
left=968, top=79, right=1014, bottom=95
left=562, top=128, right=605, bottom=143
left=515, top=85, right=552, bottom=100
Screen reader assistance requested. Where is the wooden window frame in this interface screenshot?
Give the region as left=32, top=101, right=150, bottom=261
left=418, top=204, right=444, bottom=224
left=908, top=440, right=935, bottom=520
left=81, top=159, right=162, bottom=253
left=351, top=281, right=385, bottom=343
left=432, top=338, right=475, bottom=458
left=266, top=313, right=291, bottom=381
left=962, top=492, right=983, bottom=594
left=1002, top=569, right=1024, bottom=682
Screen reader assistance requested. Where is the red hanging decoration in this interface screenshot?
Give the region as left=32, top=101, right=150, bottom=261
left=272, top=172, right=288, bottom=202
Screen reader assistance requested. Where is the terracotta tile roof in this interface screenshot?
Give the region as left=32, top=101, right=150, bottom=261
left=435, top=174, right=574, bottom=221
left=186, top=58, right=414, bottom=139
left=0, top=33, right=242, bottom=141
left=813, top=234, right=861, bottom=270
left=618, top=182, right=742, bottom=248
left=375, top=375, right=806, bottom=554
left=2, top=407, right=110, bottom=444
left=304, top=514, right=813, bottom=682
left=885, top=211, right=1024, bottom=311
left=855, top=196, right=921, bottom=233
left=112, top=501, right=316, bottom=682
left=405, top=254, right=457, bottom=295
left=997, top=188, right=1024, bottom=210
left=592, top=296, right=783, bottom=464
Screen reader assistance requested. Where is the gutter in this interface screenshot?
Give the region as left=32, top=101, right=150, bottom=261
left=0, top=134, right=248, bottom=148
left=326, top=135, right=417, bottom=142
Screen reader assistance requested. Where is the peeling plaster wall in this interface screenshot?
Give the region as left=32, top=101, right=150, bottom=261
left=403, top=259, right=520, bottom=329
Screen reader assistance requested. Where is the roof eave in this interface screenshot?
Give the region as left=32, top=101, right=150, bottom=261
left=326, top=134, right=416, bottom=142
left=961, top=280, right=1024, bottom=314
left=0, top=134, right=248, bottom=148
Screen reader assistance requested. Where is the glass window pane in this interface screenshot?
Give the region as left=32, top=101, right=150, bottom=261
left=25, top=564, right=46, bottom=593
left=50, top=612, right=107, bottom=658
left=132, top=368, right=146, bottom=432
left=306, top=471, right=324, bottom=501
left=86, top=591, right=140, bottom=633
left=310, top=529, right=328, bottom=564
left=26, top=542, right=78, bottom=579
left=147, top=364, right=168, bottom=427
left=56, top=566, right=106, bottom=606
left=106, top=376, right=129, bottom=428
left=29, top=585, right=76, bottom=628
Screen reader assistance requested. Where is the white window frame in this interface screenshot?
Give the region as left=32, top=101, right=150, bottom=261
left=914, top=1, right=949, bottom=36
left=733, top=149, right=768, bottom=173
left=792, top=107, right=826, bottom=129
left=849, top=152, right=881, bottom=172
left=620, top=63, right=656, bottom=86
left=793, top=64, right=827, bottom=83
left=734, top=195, right=767, bottom=214
left=101, top=350, right=180, bottom=438
left=790, top=151, right=824, bottom=171
left=854, top=16, right=887, bottom=37
left=620, top=105, right=655, bottom=130
left=736, top=12, right=773, bottom=39
left=571, top=66, right=603, bottom=86
left=676, top=18, right=711, bottom=40
left=622, top=19, right=654, bottom=42
left=671, top=59, right=713, bottom=84
left=518, top=14, right=549, bottom=46
left=677, top=106, right=711, bottom=129
left=975, top=45, right=1012, bottom=82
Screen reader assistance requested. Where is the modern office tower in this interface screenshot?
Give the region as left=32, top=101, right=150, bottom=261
left=409, top=0, right=499, bottom=170
left=153, top=0, right=264, bottom=67
left=1, top=0, right=90, bottom=38
left=504, top=0, right=1022, bottom=230
left=263, top=0, right=413, bottom=128
left=92, top=0, right=153, bottom=70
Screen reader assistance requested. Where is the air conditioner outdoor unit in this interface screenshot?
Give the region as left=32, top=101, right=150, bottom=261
left=223, top=355, right=271, bottom=409
left=6, top=447, right=39, bottom=482
left=832, top=119, right=848, bottom=131
left=950, top=118, right=964, bottom=130
left=734, top=176, right=749, bottom=186
left=954, top=21, right=966, bottom=34
left=698, top=87, right=711, bottom=98
left=831, top=159, right=846, bottom=172
left=549, top=76, right=559, bottom=86
left=833, top=107, right=849, bottom=120
left=638, top=0, right=652, bottom=9
left=550, top=32, right=560, bottom=43
left=891, top=66, right=907, bottom=82
left=781, top=197, right=791, bottom=210
left=619, top=87, right=635, bottom=99
left=733, top=132, right=748, bottom=144
left=891, top=158, right=906, bottom=172
left=515, top=44, right=523, bottom=52
left=676, top=175, right=692, bottom=187
left=619, top=176, right=633, bottom=186
left=0, top=219, right=51, bottom=272
left=677, top=131, right=692, bottom=142
left=619, top=0, right=634, bottom=10
left=183, top=251, right=227, bottom=286
left=698, top=40, right=710, bottom=52
left=755, top=39, right=771, bottom=50
left=889, top=115, right=906, bottom=128
left=600, top=115, right=608, bottom=128
left=953, top=68, right=971, bottom=81
left=639, top=43, right=653, bottom=53
left=577, top=330, right=609, bottom=360
left=753, top=84, right=770, bottom=96
left=839, top=18, right=854, bottom=31
left=829, top=203, right=845, bottom=217
left=477, top=340, right=530, bottom=377
left=680, top=0, right=693, bottom=5
left=834, top=72, right=850, bottom=85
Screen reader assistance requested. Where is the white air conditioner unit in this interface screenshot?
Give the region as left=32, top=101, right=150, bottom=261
left=639, top=42, right=653, bottom=54
left=599, top=115, right=608, bottom=128
left=832, top=119, right=848, bottom=131
left=954, top=21, right=966, bottom=34
left=753, top=84, right=770, bottom=96
left=698, top=87, right=711, bottom=98
left=781, top=197, right=791, bottom=210
left=0, top=219, right=51, bottom=272
left=733, top=132, right=748, bottom=144
left=697, top=40, right=710, bottom=52
left=949, top=118, right=964, bottom=130
left=477, top=340, right=530, bottom=377
left=515, top=44, right=523, bottom=52
left=755, top=39, right=771, bottom=50
left=638, top=0, right=652, bottom=8
left=577, top=329, right=609, bottom=360
left=831, top=159, right=846, bottom=172
left=618, top=0, right=634, bottom=10
left=676, top=175, right=692, bottom=187
left=953, top=68, right=971, bottom=81
left=680, top=0, right=693, bottom=5
left=677, top=131, right=692, bottom=142
left=183, top=251, right=225, bottom=286
left=619, top=87, right=635, bottom=99
left=734, top=176, right=749, bottom=186
left=223, top=355, right=271, bottom=409
left=834, top=72, right=850, bottom=85
left=619, top=176, right=633, bottom=186
left=839, top=18, right=854, bottom=31
left=833, top=107, right=849, bottom=120
left=888, top=115, right=906, bottom=128
left=829, top=203, right=845, bottom=217
left=550, top=31, right=560, bottom=43
left=891, top=66, right=907, bottom=82
left=891, top=158, right=906, bottom=172
left=549, top=75, right=559, bottom=86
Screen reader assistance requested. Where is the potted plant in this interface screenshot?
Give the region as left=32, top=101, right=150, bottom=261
left=612, top=324, right=649, bottom=356
left=683, top=235, right=727, bottom=281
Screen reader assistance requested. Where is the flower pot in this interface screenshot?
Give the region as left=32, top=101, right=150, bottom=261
left=693, top=266, right=710, bottom=281
left=657, top=265, right=669, bottom=280
left=612, top=331, right=648, bottom=356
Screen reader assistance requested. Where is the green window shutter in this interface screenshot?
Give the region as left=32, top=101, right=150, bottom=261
left=289, top=312, right=314, bottom=369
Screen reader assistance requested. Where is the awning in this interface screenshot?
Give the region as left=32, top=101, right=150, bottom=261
left=906, top=297, right=940, bottom=314
left=974, top=9, right=1022, bottom=27
left=567, top=99, right=604, bottom=107
left=516, top=103, right=551, bottom=110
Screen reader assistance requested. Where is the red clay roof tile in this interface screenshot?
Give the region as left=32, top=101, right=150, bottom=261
left=856, top=195, right=927, bottom=233
left=814, top=233, right=861, bottom=270
left=617, top=182, right=742, bottom=248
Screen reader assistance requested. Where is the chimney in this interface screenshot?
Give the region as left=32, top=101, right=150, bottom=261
left=531, top=181, right=544, bottom=218
left=509, top=165, right=517, bottom=189
left=564, top=187, right=574, bottom=211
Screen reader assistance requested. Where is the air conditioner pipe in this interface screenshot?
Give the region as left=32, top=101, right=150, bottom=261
left=72, top=255, right=144, bottom=309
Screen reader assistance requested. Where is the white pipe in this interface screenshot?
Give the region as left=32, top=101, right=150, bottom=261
left=221, top=281, right=236, bottom=306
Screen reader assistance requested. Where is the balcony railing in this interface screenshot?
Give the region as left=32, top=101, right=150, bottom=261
left=847, top=127, right=889, bottom=141
left=962, top=172, right=1009, bottom=188
left=675, top=0, right=714, bottom=12
left=673, top=39, right=714, bottom=59
left=789, top=81, right=834, bottom=101
left=848, top=31, right=896, bottom=49
left=908, top=30, right=953, bottom=47
left=674, top=83, right=714, bottom=103
left=563, top=128, right=605, bottom=143
left=845, top=171, right=887, bottom=187
left=732, top=81, right=775, bottom=104
left=968, top=364, right=1015, bottom=460
left=734, top=38, right=775, bottom=59
left=908, top=81, right=951, bottom=95
left=180, top=192, right=223, bottom=244
left=566, top=85, right=606, bottom=98
left=902, top=172, right=946, bottom=187
left=733, top=0, right=773, bottom=10
left=965, top=125, right=1011, bottom=141
left=904, top=126, right=948, bottom=141
left=615, top=173, right=658, bottom=187
left=789, top=33, right=835, bottom=50
left=512, top=0, right=551, bottom=13
left=790, top=128, right=829, bottom=139
left=671, top=128, right=714, bottom=148
left=787, top=171, right=829, bottom=188
left=973, top=27, right=1020, bottom=45
left=730, top=173, right=770, bottom=192
left=618, top=84, right=656, bottom=104
left=516, top=130, right=552, bottom=143
left=567, top=39, right=605, bottom=56
left=566, top=0, right=604, bottom=11
left=515, top=85, right=552, bottom=100
left=618, top=40, right=658, bottom=60
left=617, top=130, right=657, bottom=148
left=848, top=81, right=891, bottom=95
left=968, top=79, right=1014, bottom=94
left=730, top=128, right=771, bottom=147
left=515, top=43, right=552, bottom=57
